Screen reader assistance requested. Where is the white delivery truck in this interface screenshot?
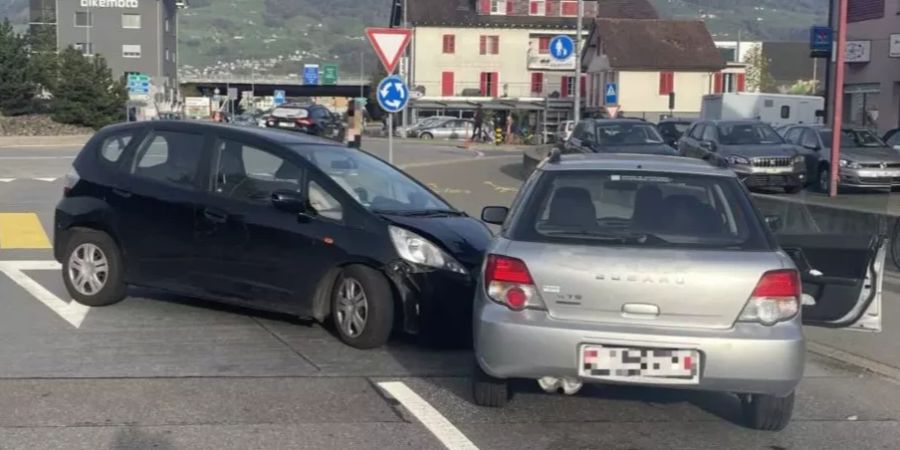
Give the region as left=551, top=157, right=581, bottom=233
left=700, top=93, right=825, bottom=127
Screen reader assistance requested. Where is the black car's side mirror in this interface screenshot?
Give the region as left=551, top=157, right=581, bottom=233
left=481, top=206, right=509, bottom=225
left=271, top=190, right=306, bottom=214
left=765, top=215, right=783, bottom=232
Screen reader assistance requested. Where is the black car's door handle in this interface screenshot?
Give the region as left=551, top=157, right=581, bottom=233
left=112, top=188, right=132, bottom=198
left=203, top=208, right=229, bottom=224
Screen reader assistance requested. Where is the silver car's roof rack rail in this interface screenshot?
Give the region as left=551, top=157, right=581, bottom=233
left=547, top=148, right=562, bottom=164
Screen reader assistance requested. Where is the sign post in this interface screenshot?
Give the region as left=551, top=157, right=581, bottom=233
left=376, top=75, right=410, bottom=164
left=366, top=27, right=412, bottom=162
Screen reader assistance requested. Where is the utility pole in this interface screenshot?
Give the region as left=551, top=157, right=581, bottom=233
left=823, top=0, right=836, bottom=123
left=829, top=0, right=849, bottom=198
left=401, top=0, right=409, bottom=131
left=573, top=0, right=583, bottom=122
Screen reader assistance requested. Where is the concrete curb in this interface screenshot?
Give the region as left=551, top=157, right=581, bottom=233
left=807, top=341, right=900, bottom=383
left=0, top=135, right=92, bottom=148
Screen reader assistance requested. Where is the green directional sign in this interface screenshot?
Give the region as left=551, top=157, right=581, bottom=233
left=322, top=64, right=339, bottom=85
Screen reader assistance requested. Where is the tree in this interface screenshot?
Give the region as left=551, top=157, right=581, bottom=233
left=0, top=19, right=36, bottom=116
left=27, top=24, right=59, bottom=95
left=51, top=47, right=127, bottom=129
left=744, top=45, right=777, bottom=93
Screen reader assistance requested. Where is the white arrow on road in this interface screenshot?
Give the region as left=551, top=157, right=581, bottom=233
left=0, top=260, right=89, bottom=328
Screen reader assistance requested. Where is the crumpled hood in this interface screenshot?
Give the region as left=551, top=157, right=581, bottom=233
left=380, top=214, right=493, bottom=269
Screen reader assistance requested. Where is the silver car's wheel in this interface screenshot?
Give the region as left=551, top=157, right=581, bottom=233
left=335, top=277, right=368, bottom=338
left=68, top=243, right=109, bottom=296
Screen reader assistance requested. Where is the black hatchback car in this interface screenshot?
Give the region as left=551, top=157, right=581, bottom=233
left=264, top=104, right=345, bottom=141
left=564, top=119, right=679, bottom=156
left=54, top=122, right=491, bottom=349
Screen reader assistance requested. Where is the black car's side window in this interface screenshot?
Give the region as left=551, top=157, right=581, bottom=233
left=702, top=125, right=718, bottom=142
left=211, top=138, right=304, bottom=204
left=132, top=131, right=204, bottom=187
left=572, top=122, right=586, bottom=140
left=308, top=179, right=344, bottom=221
left=690, top=124, right=706, bottom=140
left=783, top=128, right=801, bottom=144
left=98, top=132, right=134, bottom=166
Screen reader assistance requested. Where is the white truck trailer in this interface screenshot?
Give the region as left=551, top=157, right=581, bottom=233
left=701, top=93, right=825, bottom=127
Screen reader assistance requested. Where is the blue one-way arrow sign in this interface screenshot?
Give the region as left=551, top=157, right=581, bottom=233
left=376, top=75, right=409, bottom=113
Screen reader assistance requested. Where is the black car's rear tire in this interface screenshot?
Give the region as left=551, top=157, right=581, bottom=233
left=472, top=363, right=510, bottom=408
left=741, top=391, right=795, bottom=431
left=62, top=228, right=127, bottom=307
left=331, top=265, right=394, bottom=349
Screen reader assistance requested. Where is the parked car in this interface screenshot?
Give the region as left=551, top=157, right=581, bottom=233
left=474, top=152, right=884, bottom=431
left=264, top=104, right=345, bottom=141
left=679, top=120, right=806, bottom=193
left=565, top=119, right=679, bottom=156
left=54, top=122, right=491, bottom=349
left=398, top=116, right=455, bottom=138
left=884, top=129, right=900, bottom=151
left=782, top=125, right=900, bottom=192
left=656, top=118, right=693, bottom=148
left=417, top=119, right=474, bottom=140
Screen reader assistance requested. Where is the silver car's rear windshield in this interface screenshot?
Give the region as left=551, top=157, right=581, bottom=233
left=509, top=170, right=771, bottom=250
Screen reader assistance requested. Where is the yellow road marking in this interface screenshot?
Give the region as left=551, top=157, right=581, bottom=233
left=0, top=213, right=52, bottom=249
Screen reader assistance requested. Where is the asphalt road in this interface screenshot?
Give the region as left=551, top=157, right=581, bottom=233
left=1, top=140, right=900, bottom=449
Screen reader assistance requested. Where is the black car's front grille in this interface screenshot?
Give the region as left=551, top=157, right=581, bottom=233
left=752, top=157, right=793, bottom=168
left=859, top=162, right=900, bottom=169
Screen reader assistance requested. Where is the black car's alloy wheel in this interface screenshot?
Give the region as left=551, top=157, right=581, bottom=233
left=331, top=265, right=393, bottom=349
left=63, top=228, right=127, bottom=307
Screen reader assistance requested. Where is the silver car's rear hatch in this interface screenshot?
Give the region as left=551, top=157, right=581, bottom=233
left=506, top=241, right=786, bottom=329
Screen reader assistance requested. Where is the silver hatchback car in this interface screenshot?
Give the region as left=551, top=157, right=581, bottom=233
left=474, top=152, right=884, bottom=431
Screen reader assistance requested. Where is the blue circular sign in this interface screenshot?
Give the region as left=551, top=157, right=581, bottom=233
left=376, top=75, right=410, bottom=114
left=549, top=35, right=575, bottom=62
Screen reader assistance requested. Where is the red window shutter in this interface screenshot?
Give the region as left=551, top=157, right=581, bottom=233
left=546, top=0, right=552, bottom=15
left=562, top=1, right=578, bottom=16
left=659, top=72, right=674, bottom=95
left=539, top=36, right=550, bottom=54
left=441, top=72, right=454, bottom=96
left=507, top=0, right=513, bottom=14
left=492, top=36, right=500, bottom=54
left=714, top=72, right=724, bottom=93
left=737, top=73, right=746, bottom=92
left=443, top=35, right=455, bottom=54
left=531, top=72, right=544, bottom=94
left=479, top=36, right=487, bottom=55
left=658, top=72, right=667, bottom=95
left=479, top=0, right=490, bottom=14
left=580, top=75, right=587, bottom=99
left=491, top=72, right=499, bottom=97
left=561, top=76, right=570, bottom=97
left=668, top=73, right=675, bottom=94
left=530, top=1, right=538, bottom=14
left=480, top=72, right=488, bottom=96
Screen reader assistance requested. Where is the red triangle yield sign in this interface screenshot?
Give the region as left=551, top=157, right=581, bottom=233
left=366, top=27, right=412, bottom=74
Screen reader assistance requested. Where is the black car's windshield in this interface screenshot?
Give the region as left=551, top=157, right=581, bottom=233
left=510, top=171, right=769, bottom=250
left=297, top=146, right=452, bottom=214
left=594, top=123, right=665, bottom=146
left=818, top=130, right=887, bottom=149
left=718, top=123, right=784, bottom=145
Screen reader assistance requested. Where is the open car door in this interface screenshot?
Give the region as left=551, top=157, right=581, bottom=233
left=777, top=233, right=884, bottom=332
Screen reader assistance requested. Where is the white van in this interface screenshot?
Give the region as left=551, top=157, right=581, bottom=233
left=701, top=93, right=825, bottom=128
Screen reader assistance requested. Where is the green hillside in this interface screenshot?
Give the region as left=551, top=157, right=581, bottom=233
left=1, top=0, right=829, bottom=75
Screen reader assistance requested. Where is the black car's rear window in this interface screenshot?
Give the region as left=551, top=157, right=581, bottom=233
left=508, top=170, right=771, bottom=251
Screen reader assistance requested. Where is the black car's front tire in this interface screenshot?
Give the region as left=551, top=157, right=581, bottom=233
left=62, top=228, right=127, bottom=307
left=741, top=391, right=795, bottom=431
left=472, top=363, right=510, bottom=408
left=331, top=265, right=394, bottom=349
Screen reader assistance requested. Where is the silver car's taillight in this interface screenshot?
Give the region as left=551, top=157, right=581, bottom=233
left=738, top=270, right=801, bottom=326
left=63, top=167, right=80, bottom=197
left=484, top=254, right=546, bottom=311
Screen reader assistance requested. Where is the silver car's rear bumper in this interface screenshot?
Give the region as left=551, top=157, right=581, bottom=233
left=474, top=300, right=805, bottom=397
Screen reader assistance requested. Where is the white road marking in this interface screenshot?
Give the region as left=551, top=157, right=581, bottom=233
left=0, top=179, right=13, bottom=183
left=0, top=260, right=89, bottom=328
left=0, top=156, right=75, bottom=160
left=377, top=381, right=479, bottom=450
left=35, top=178, right=58, bottom=182
left=0, top=178, right=61, bottom=183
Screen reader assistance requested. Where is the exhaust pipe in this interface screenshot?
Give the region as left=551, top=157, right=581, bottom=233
left=537, top=377, right=583, bottom=395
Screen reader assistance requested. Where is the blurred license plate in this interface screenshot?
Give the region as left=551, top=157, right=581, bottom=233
left=759, top=167, right=791, bottom=174
left=278, top=122, right=295, bottom=128
left=579, top=345, right=700, bottom=384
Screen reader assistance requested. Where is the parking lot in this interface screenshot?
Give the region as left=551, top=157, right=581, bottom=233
left=2, top=139, right=900, bottom=449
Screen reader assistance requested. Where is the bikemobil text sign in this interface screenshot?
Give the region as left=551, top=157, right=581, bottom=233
left=80, top=0, right=139, bottom=8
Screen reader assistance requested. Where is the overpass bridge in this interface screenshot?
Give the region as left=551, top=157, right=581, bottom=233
left=180, top=75, right=372, bottom=99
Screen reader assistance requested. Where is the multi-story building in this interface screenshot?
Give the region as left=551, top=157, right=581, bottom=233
left=836, top=0, right=900, bottom=132
left=29, top=0, right=184, bottom=103
left=582, top=18, right=725, bottom=120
